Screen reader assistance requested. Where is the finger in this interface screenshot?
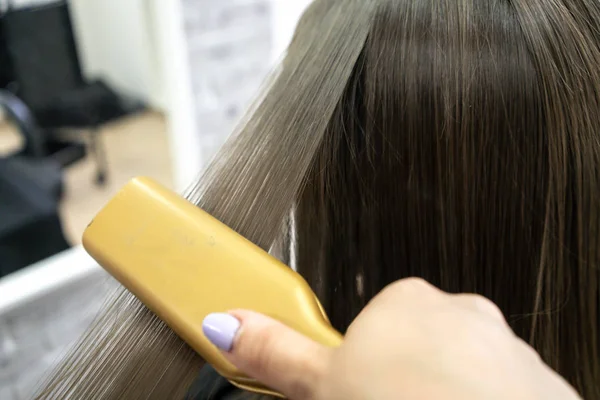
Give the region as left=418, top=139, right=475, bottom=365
left=451, top=293, right=509, bottom=327
left=362, top=277, right=444, bottom=312
left=381, top=277, right=445, bottom=300
left=202, top=311, right=332, bottom=399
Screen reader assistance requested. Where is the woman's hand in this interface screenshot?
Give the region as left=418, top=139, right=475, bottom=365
left=202, top=278, right=581, bottom=400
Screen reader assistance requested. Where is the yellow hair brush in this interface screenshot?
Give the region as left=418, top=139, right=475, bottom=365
left=82, top=177, right=342, bottom=397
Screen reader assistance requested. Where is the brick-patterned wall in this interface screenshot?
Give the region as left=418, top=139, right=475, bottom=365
left=0, top=270, right=117, bottom=400
left=181, top=0, right=273, bottom=165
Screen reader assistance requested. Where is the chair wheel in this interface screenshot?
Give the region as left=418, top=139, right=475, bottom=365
left=95, top=172, right=107, bottom=186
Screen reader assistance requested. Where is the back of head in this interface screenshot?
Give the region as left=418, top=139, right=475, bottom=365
left=295, top=0, right=600, bottom=398
left=33, top=0, right=599, bottom=398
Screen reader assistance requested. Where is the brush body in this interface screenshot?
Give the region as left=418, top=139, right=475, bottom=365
left=82, top=177, right=342, bottom=397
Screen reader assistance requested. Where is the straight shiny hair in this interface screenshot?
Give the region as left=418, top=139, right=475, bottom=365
left=34, top=0, right=599, bottom=398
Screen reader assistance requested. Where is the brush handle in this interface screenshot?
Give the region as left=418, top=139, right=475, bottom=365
left=82, top=176, right=343, bottom=398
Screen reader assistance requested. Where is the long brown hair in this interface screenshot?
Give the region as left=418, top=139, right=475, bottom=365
left=34, top=0, right=599, bottom=398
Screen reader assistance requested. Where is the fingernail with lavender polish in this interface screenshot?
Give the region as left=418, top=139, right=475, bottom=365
left=202, top=313, right=241, bottom=352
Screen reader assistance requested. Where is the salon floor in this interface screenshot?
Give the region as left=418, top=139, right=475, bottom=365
left=0, top=111, right=174, bottom=244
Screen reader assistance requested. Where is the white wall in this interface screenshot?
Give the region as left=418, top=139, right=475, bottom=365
left=161, top=0, right=314, bottom=191
left=2, top=0, right=50, bottom=7
left=68, top=0, right=166, bottom=110
left=153, top=0, right=200, bottom=191
left=68, top=0, right=313, bottom=111
left=270, top=0, right=313, bottom=62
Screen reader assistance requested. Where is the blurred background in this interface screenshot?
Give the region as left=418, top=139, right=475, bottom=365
left=0, top=0, right=311, bottom=398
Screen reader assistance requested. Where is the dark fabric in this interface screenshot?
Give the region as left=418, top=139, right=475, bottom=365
left=4, top=155, right=63, bottom=199
left=0, top=20, right=14, bottom=89
left=0, top=157, right=70, bottom=277
left=35, top=80, right=128, bottom=128
left=186, top=365, right=249, bottom=400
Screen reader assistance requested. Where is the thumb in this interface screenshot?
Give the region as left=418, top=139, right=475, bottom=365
left=202, top=310, right=332, bottom=399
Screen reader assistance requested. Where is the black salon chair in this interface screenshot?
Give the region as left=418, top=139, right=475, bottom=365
left=0, top=89, right=86, bottom=199
left=0, top=1, right=140, bottom=186
left=0, top=112, right=71, bottom=278
left=0, top=157, right=71, bottom=278
left=0, top=87, right=73, bottom=277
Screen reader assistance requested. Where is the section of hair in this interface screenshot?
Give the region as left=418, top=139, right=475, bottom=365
left=32, top=1, right=374, bottom=398
left=295, top=0, right=599, bottom=398
left=33, top=0, right=600, bottom=398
